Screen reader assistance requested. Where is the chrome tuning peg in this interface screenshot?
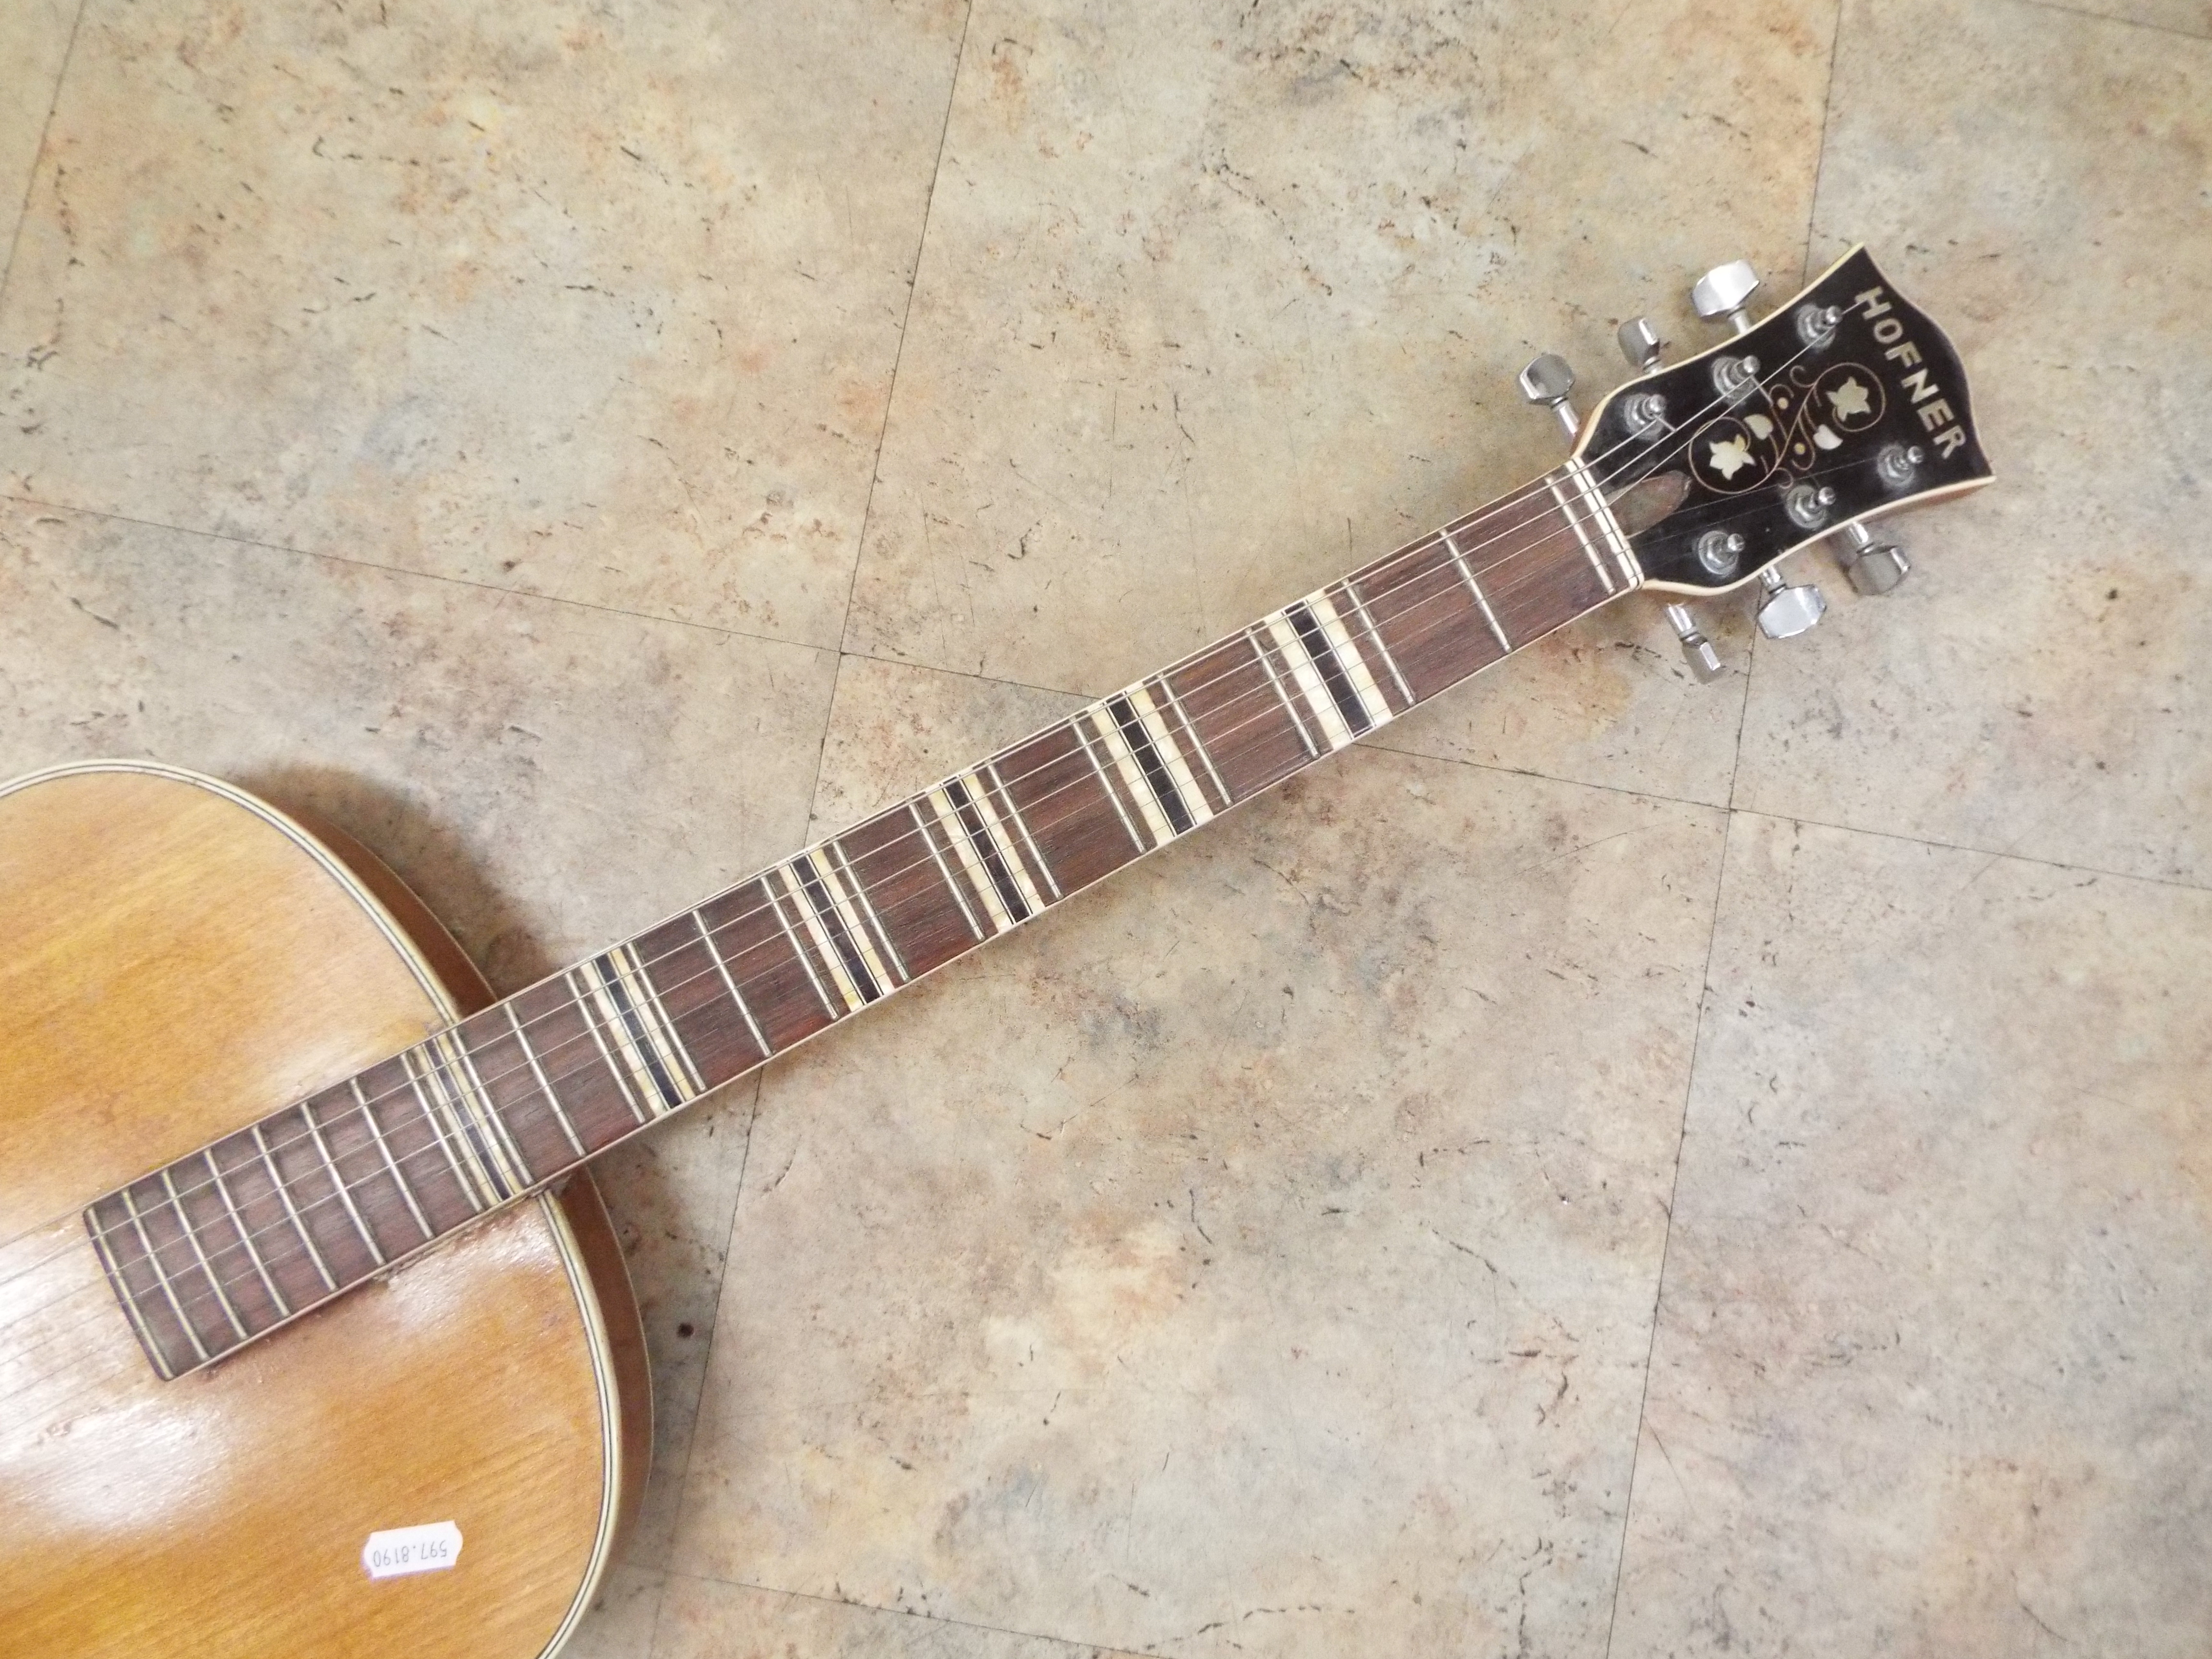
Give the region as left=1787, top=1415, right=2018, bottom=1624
left=1516, top=353, right=1580, bottom=438
left=1830, top=522, right=1911, bottom=596
left=1691, top=260, right=1761, bottom=336
left=1617, top=317, right=1665, bottom=374
left=1754, top=566, right=1827, bottom=639
left=1664, top=603, right=1726, bottom=683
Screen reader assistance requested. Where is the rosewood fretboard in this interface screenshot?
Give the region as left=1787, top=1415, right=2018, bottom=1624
left=89, top=463, right=1644, bottom=1379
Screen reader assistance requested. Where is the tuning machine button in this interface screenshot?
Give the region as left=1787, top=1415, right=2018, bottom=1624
left=1617, top=316, right=1665, bottom=374
left=1754, top=566, right=1827, bottom=638
left=1517, top=353, right=1581, bottom=438
left=1665, top=603, right=1726, bottom=683
left=1691, top=260, right=1761, bottom=336
left=1830, top=522, right=1911, bottom=595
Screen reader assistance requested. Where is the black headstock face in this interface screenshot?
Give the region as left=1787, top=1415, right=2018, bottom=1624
left=1580, top=247, right=1992, bottom=592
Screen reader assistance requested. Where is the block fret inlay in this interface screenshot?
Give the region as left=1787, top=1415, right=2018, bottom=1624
left=88, top=480, right=1637, bottom=1381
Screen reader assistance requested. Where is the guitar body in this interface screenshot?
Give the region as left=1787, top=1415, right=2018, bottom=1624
left=0, top=763, right=649, bottom=1658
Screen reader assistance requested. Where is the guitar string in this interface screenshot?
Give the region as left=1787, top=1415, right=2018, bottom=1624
left=1, top=366, right=1868, bottom=1392
left=2, top=440, right=1878, bottom=1407
left=0, top=331, right=1860, bottom=1373
left=2, top=336, right=1867, bottom=1370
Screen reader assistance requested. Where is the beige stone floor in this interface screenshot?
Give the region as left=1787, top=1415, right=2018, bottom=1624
left=3, top=0, right=2207, bottom=1654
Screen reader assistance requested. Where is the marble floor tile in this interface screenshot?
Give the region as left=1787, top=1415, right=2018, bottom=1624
left=656, top=1574, right=1126, bottom=1659
left=841, top=0, right=1833, bottom=805
left=1734, top=0, right=2212, bottom=885
left=0, top=0, right=75, bottom=272
left=0, top=500, right=836, bottom=1603
left=2044, top=0, right=2212, bottom=37
left=0, top=0, right=966, bottom=646
left=670, top=655, right=1727, bottom=1657
left=564, top=1564, right=670, bottom=1659
left=1610, top=813, right=2212, bottom=1655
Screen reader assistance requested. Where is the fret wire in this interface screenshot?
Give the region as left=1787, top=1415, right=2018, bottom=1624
left=612, top=944, right=709, bottom=1097
left=1114, top=686, right=1208, bottom=834
left=1087, top=704, right=1176, bottom=845
left=764, top=868, right=842, bottom=1021
left=301, top=1101, right=386, bottom=1266
left=1263, top=611, right=1356, bottom=750
left=1247, top=627, right=1320, bottom=758
left=828, top=839, right=912, bottom=982
left=690, top=909, right=774, bottom=1057
left=1069, top=716, right=1149, bottom=853
left=909, top=800, right=986, bottom=943
left=588, top=951, right=679, bottom=1109
left=118, top=1183, right=210, bottom=1364
left=1300, top=590, right=1394, bottom=731
left=105, top=324, right=1878, bottom=1328
left=85, top=1205, right=177, bottom=1379
left=352, top=1078, right=435, bottom=1241
left=435, top=1030, right=534, bottom=1190
left=797, top=852, right=894, bottom=1000
left=102, top=522, right=1584, bottom=1298
left=1440, top=527, right=1513, bottom=654
left=952, top=772, right=1047, bottom=916
left=1341, top=578, right=1412, bottom=709
left=156, top=1167, right=249, bottom=1341
left=926, top=784, right=1017, bottom=933
left=1156, top=674, right=1232, bottom=813
left=1563, top=456, right=1643, bottom=587
left=572, top=962, right=662, bottom=1123
left=1546, top=469, right=1617, bottom=593
left=499, top=1005, right=587, bottom=1158
left=982, top=761, right=1062, bottom=902
left=253, top=1121, right=337, bottom=1291
left=204, top=1147, right=290, bottom=1316
left=92, top=480, right=1640, bottom=1312
left=399, top=1049, right=495, bottom=1212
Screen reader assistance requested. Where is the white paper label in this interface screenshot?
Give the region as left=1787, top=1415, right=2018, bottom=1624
left=362, top=1520, right=464, bottom=1580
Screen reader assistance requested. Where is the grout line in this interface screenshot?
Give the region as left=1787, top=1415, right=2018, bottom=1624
left=2010, top=0, right=2212, bottom=40
left=828, top=0, right=977, bottom=664
left=1797, top=0, right=1849, bottom=289
left=639, top=1076, right=766, bottom=1659
left=1600, top=806, right=1737, bottom=1659
left=660, top=1567, right=1155, bottom=1658
left=0, top=490, right=835, bottom=661
left=1729, top=805, right=2212, bottom=894
left=0, top=0, right=86, bottom=310
left=799, top=651, right=855, bottom=838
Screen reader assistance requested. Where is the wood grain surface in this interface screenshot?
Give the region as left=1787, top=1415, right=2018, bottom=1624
left=0, top=763, right=647, bottom=1659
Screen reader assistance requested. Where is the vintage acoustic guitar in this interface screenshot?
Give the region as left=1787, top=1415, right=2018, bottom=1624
left=0, top=249, right=1987, bottom=1656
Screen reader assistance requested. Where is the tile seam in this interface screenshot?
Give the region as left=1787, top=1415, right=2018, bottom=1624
left=0, top=490, right=837, bottom=660
left=645, top=1076, right=765, bottom=1659
left=659, top=1567, right=1156, bottom=1659
left=828, top=0, right=978, bottom=665
left=0, top=0, right=87, bottom=310
left=1600, top=804, right=1738, bottom=1659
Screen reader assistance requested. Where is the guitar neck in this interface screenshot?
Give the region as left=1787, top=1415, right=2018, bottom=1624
left=90, top=462, right=1642, bottom=1380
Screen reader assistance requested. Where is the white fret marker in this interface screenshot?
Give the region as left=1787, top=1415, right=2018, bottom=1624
left=1261, top=612, right=1357, bottom=750
left=363, top=1521, right=463, bottom=1581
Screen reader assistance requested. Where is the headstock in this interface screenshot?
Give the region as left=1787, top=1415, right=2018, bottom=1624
left=1517, top=247, right=1991, bottom=668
